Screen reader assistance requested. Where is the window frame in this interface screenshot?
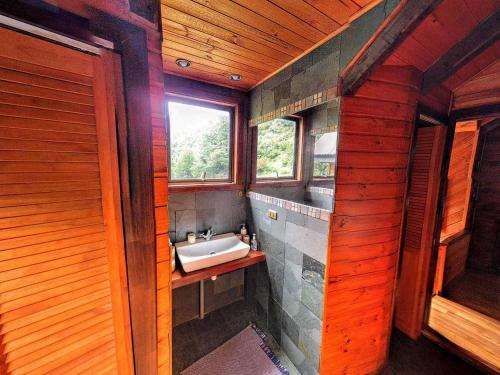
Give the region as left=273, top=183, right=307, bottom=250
left=166, top=94, right=240, bottom=190
left=251, top=115, right=304, bottom=187
left=311, top=132, right=337, bottom=182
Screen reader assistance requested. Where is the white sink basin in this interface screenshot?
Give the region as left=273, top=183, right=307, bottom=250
left=176, top=233, right=250, bottom=273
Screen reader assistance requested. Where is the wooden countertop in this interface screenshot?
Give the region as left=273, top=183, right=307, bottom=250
left=172, top=251, right=266, bottom=289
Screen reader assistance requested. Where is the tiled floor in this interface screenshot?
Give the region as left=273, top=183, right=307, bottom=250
left=172, top=299, right=299, bottom=375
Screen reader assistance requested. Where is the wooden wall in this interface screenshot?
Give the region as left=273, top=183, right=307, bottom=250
left=444, top=233, right=471, bottom=283
left=320, top=65, right=420, bottom=374
left=150, top=31, right=172, bottom=375
left=453, top=58, right=500, bottom=111
left=429, top=295, right=500, bottom=372
left=395, top=124, right=446, bottom=339
left=468, top=124, right=500, bottom=273
left=2, top=1, right=171, bottom=373
left=440, top=125, right=478, bottom=240
left=0, top=26, right=134, bottom=374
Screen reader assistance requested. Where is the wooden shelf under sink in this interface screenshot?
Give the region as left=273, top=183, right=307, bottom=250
left=172, top=251, right=266, bottom=289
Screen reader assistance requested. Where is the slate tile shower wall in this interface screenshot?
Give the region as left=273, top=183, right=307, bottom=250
left=168, top=190, right=247, bottom=243
left=249, top=0, right=399, bottom=122
left=246, top=196, right=329, bottom=375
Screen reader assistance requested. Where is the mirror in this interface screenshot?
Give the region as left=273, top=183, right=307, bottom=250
left=249, top=99, right=339, bottom=211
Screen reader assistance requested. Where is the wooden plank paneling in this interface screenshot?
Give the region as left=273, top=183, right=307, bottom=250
left=453, top=58, right=500, bottom=111
left=321, top=66, right=420, bottom=374
left=149, top=26, right=172, bottom=375
left=340, top=0, right=443, bottom=95
left=440, top=125, right=479, bottom=239
left=468, top=123, right=500, bottom=273
left=421, top=8, right=500, bottom=94
left=0, top=26, right=133, bottom=374
left=429, top=296, right=500, bottom=372
left=395, top=124, right=446, bottom=339
left=161, top=0, right=383, bottom=90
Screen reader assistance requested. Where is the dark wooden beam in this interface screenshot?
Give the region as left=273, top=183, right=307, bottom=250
left=129, top=0, right=158, bottom=23
left=422, top=9, right=500, bottom=95
left=90, top=12, right=158, bottom=375
left=340, top=0, right=443, bottom=96
left=450, top=104, right=500, bottom=121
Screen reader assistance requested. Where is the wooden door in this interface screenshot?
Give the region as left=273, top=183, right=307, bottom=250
left=395, top=124, right=446, bottom=339
left=440, top=122, right=479, bottom=240
left=0, top=27, right=133, bottom=374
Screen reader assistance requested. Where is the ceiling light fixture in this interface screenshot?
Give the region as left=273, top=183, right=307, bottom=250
left=229, top=74, right=241, bottom=81
left=175, top=58, right=191, bottom=68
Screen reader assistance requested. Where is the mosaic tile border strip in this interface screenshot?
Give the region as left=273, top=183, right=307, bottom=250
left=306, top=186, right=334, bottom=196
left=310, top=125, right=338, bottom=136
left=247, top=191, right=331, bottom=221
left=249, top=86, right=338, bottom=127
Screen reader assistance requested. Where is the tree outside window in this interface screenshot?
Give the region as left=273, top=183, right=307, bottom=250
left=168, top=100, right=232, bottom=182
left=256, top=118, right=298, bottom=179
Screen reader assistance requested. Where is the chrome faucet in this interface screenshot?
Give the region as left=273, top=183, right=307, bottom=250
left=199, top=227, right=216, bottom=241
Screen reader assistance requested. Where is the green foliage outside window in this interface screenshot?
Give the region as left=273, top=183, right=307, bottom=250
left=313, top=160, right=330, bottom=177
left=169, top=101, right=231, bottom=181
left=256, top=118, right=297, bottom=179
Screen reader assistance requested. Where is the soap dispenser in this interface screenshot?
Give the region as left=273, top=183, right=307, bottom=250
left=250, top=233, right=258, bottom=251
left=240, top=223, right=248, bottom=236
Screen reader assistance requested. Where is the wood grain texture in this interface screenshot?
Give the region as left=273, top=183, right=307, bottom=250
left=0, top=1, right=172, bottom=373
left=172, top=251, right=266, bottom=289
left=468, top=123, right=500, bottom=273
left=321, top=66, right=420, bottom=374
left=0, top=26, right=133, bottom=375
left=160, top=0, right=382, bottom=90
left=422, top=9, right=500, bottom=94
left=391, top=0, right=498, bottom=73
left=395, top=124, right=446, bottom=339
left=429, top=296, right=500, bottom=372
left=359, top=0, right=498, bottom=107
left=340, top=0, right=443, bottom=95
left=443, top=41, right=500, bottom=92
left=434, top=231, right=471, bottom=294
left=453, top=58, right=500, bottom=111
left=440, top=127, right=479, bottom=239
left=150, top=33, right=172, bottom=375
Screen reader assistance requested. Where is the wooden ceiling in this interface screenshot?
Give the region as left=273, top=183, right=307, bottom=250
left=160, top=0, right=384, bottom=90
left=385, top=0, right=499, bottom=75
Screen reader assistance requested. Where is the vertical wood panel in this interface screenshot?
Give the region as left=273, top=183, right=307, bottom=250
left=440, top=126, right=479, bottom=239
left=453, top=59, right=500, bottom=110
left=149, top=29, right=172, bottom=374
left=468, top=123, right=500, bottom=273
left=395, top=124, right=446, bottom=339
left=95, top=50, right=135, bottom=374
left=0, top=26, right=133, bottom=374
left=321, top=65, right=420, bottom=374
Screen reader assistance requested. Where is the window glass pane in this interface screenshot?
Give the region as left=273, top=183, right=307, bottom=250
left=256, top=118, right=297, bottom=179
left=168, top=101, right=231, bottom=181
left=313, top=132, right=337, bottom=178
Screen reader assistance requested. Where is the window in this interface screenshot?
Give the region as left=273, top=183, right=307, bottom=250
left=167, top=98, right=234, bottom=183
left=313, top=132, right=337, bottom=179
left=256, top=117, right=300, bottom=180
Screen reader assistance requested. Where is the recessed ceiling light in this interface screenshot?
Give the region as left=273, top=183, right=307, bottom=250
left=175, top=59, right=191, bottom=68
left=229, top=74, right=241, bottom=81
